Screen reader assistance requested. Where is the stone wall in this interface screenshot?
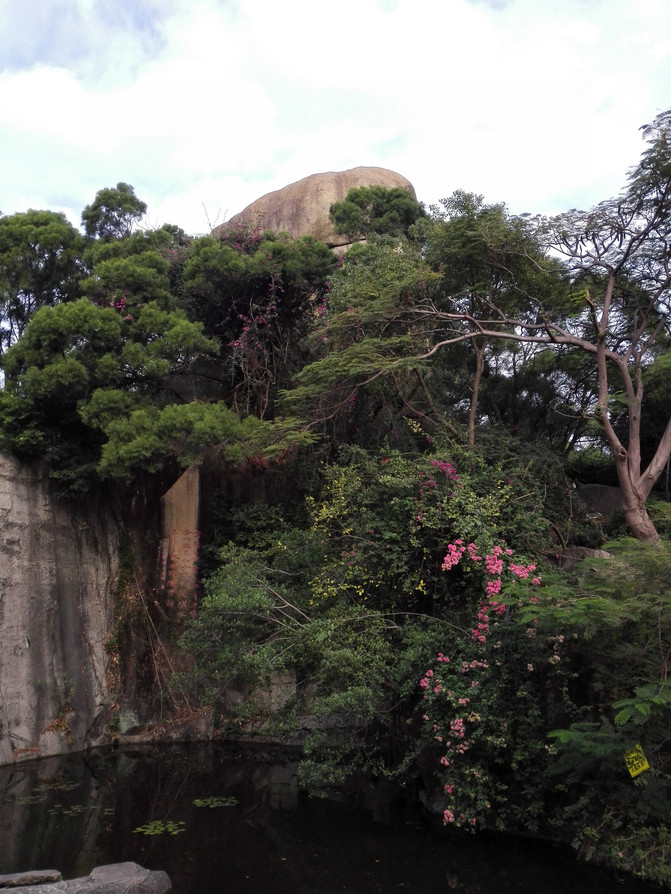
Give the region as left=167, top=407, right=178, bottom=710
left=0, top=453, right=119, bottom=763
left=157, top=467, right=200, bottom=622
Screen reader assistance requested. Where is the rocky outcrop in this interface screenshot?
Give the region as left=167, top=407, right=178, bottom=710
left=554, top=546, right=611, bottom=571
left=0, top=863, right=171, bottom=894
left=213, top=166, right=417, bottom=248
left=0, top=454, right=119, bottom=763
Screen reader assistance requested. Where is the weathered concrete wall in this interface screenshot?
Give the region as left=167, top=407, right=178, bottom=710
left=157, top=467, right=199, bottom=621
left=0, top=453, right=119, bottom=764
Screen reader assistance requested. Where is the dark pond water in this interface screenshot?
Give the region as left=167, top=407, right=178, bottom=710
left=0, top=744, right=661, bottom=894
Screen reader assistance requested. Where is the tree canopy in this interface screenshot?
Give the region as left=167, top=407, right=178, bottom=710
left=0, top=210, right=83, bottom=354
left=330, top=184, right=426, bottom=241
left=81, top=182, right=147, bottom=241
left=288, top=113, right=671, bottom=541
left=0, top=191, right=326, bottom=488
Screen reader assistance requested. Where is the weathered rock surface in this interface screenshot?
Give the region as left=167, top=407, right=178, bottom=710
left=213, top=166, right=417, bottom=248
left=554, top=546, right=611, bottom=571
left=0, top=870, right=62, bottom=887
left=576, top=484, right=622, bottom=515
left=0, top=453, right=118, bottom=763
left=0, top=863, right=171, bottom=894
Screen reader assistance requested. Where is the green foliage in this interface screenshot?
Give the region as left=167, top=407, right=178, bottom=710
left=180, top=528, right=422, bottom=787
left=425, top=190, right=538, bottom=301
left=192, top=796, right=237, bottom=808
left=179, top=438, right=555, bottom=792
left=523, top=539, right=671, bottom=698
left=329, top=185, right=425, bottom=241
left=574, top=821, right=671, bottom=887
left=420, top=192, right=576, bottom=447
left=133, top=819, right=185, bottom=836
left=2, top=136, right=671, bottom=886
left=410, top=535, right=671, bottom=888
left=649, top=499, right=671, bottom=537
left=638, top=349, right=671, bottom=475
left=305, top=441, right=551, bottom=611
left=514, top=540, right=671, bottom=874
left=414, top=544, right=570, bottom=832
left=81, top=251, right=173, bottom=310
left=178, top=542, right=311, bottom=706
left=0, top=209, right=83, bottom=352
left=95, top=402, right=265, bottom=480
left=183, top=228, right=333, bottom=345
left=182, top=227, right=334, bottom=416
left=0, top=297, right=218, bottom=484
left=183, top=463, right=671, bottom=885
left=282, top=240, right=443, bottom=444
left=0, top=201, right=334, bottom=488
left=81, top=182, right=147, bottom=241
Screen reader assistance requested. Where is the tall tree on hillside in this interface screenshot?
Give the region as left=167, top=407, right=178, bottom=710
left=81, top=182, right=147, bottom=241
left=424, top=191, right=565, bottom=446
left=0, top=297, right=219, bottom=487
left=0, top=210, right=83, bottom=354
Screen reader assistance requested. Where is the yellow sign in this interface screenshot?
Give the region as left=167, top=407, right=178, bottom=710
left=624, top=744, right=650, bottom=778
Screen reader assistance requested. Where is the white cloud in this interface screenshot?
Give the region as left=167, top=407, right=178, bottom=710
left=1, top=0, right=670, bottom=233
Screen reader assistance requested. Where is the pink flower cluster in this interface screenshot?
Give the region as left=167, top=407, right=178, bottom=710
left=510, top=562, right=537, bottom=579
left=485, top=546, right=504, bottom=576
left=429, top=458, right=459, bottom=481
left=441, top=540, right=541, bottom=644
left=442, top=540, right=466, bottom=570
left=420, top=539, right=548, bottom=831
left=419, top=668, right=434, bottom=690
left=450, top=717, right=465, bottom=738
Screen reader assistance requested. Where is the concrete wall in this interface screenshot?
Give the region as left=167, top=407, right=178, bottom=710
left=157, top=466, right=200, bottom=622
left=0, top=453, right=119, bottom=763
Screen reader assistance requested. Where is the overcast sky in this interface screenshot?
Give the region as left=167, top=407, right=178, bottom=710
left=2, top=0, right=670, bottom=236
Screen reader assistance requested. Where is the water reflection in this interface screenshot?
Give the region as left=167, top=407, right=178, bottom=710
left=0, top=745, right=658, bottom=894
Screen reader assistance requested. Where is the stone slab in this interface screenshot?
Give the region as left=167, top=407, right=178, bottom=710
left=0, top=864, right=170, bottom=894
left=0, top=871, right=62, bottom=887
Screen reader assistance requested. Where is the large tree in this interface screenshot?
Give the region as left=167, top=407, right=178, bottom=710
left=423, top=191, right=567, bottom=446
left=182, top=227, right=334, bottom=418
left=282, top=238, right=442, bottom=448
left=81, top=182, right=147, bottom=241
left=0, top=298, right=218, bottom=487
left=414, top=111, right=671, bottom=540
left=329, top=185, right=426, bottom=242
left=0, top=210, right=83, bottom=354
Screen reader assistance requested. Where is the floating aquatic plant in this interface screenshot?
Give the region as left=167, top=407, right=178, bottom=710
left=132, top=820, right=186, bottom=836
left=193, top=796, right=237, bottom=808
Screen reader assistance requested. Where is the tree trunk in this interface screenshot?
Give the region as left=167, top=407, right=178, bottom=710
left=467, top=337, right=486, bottom=448
left=611, top=458, right=660, bottom=542
left=620, top=500, right=660, bottom=543
left=614, top=449, right=660, bottom=541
